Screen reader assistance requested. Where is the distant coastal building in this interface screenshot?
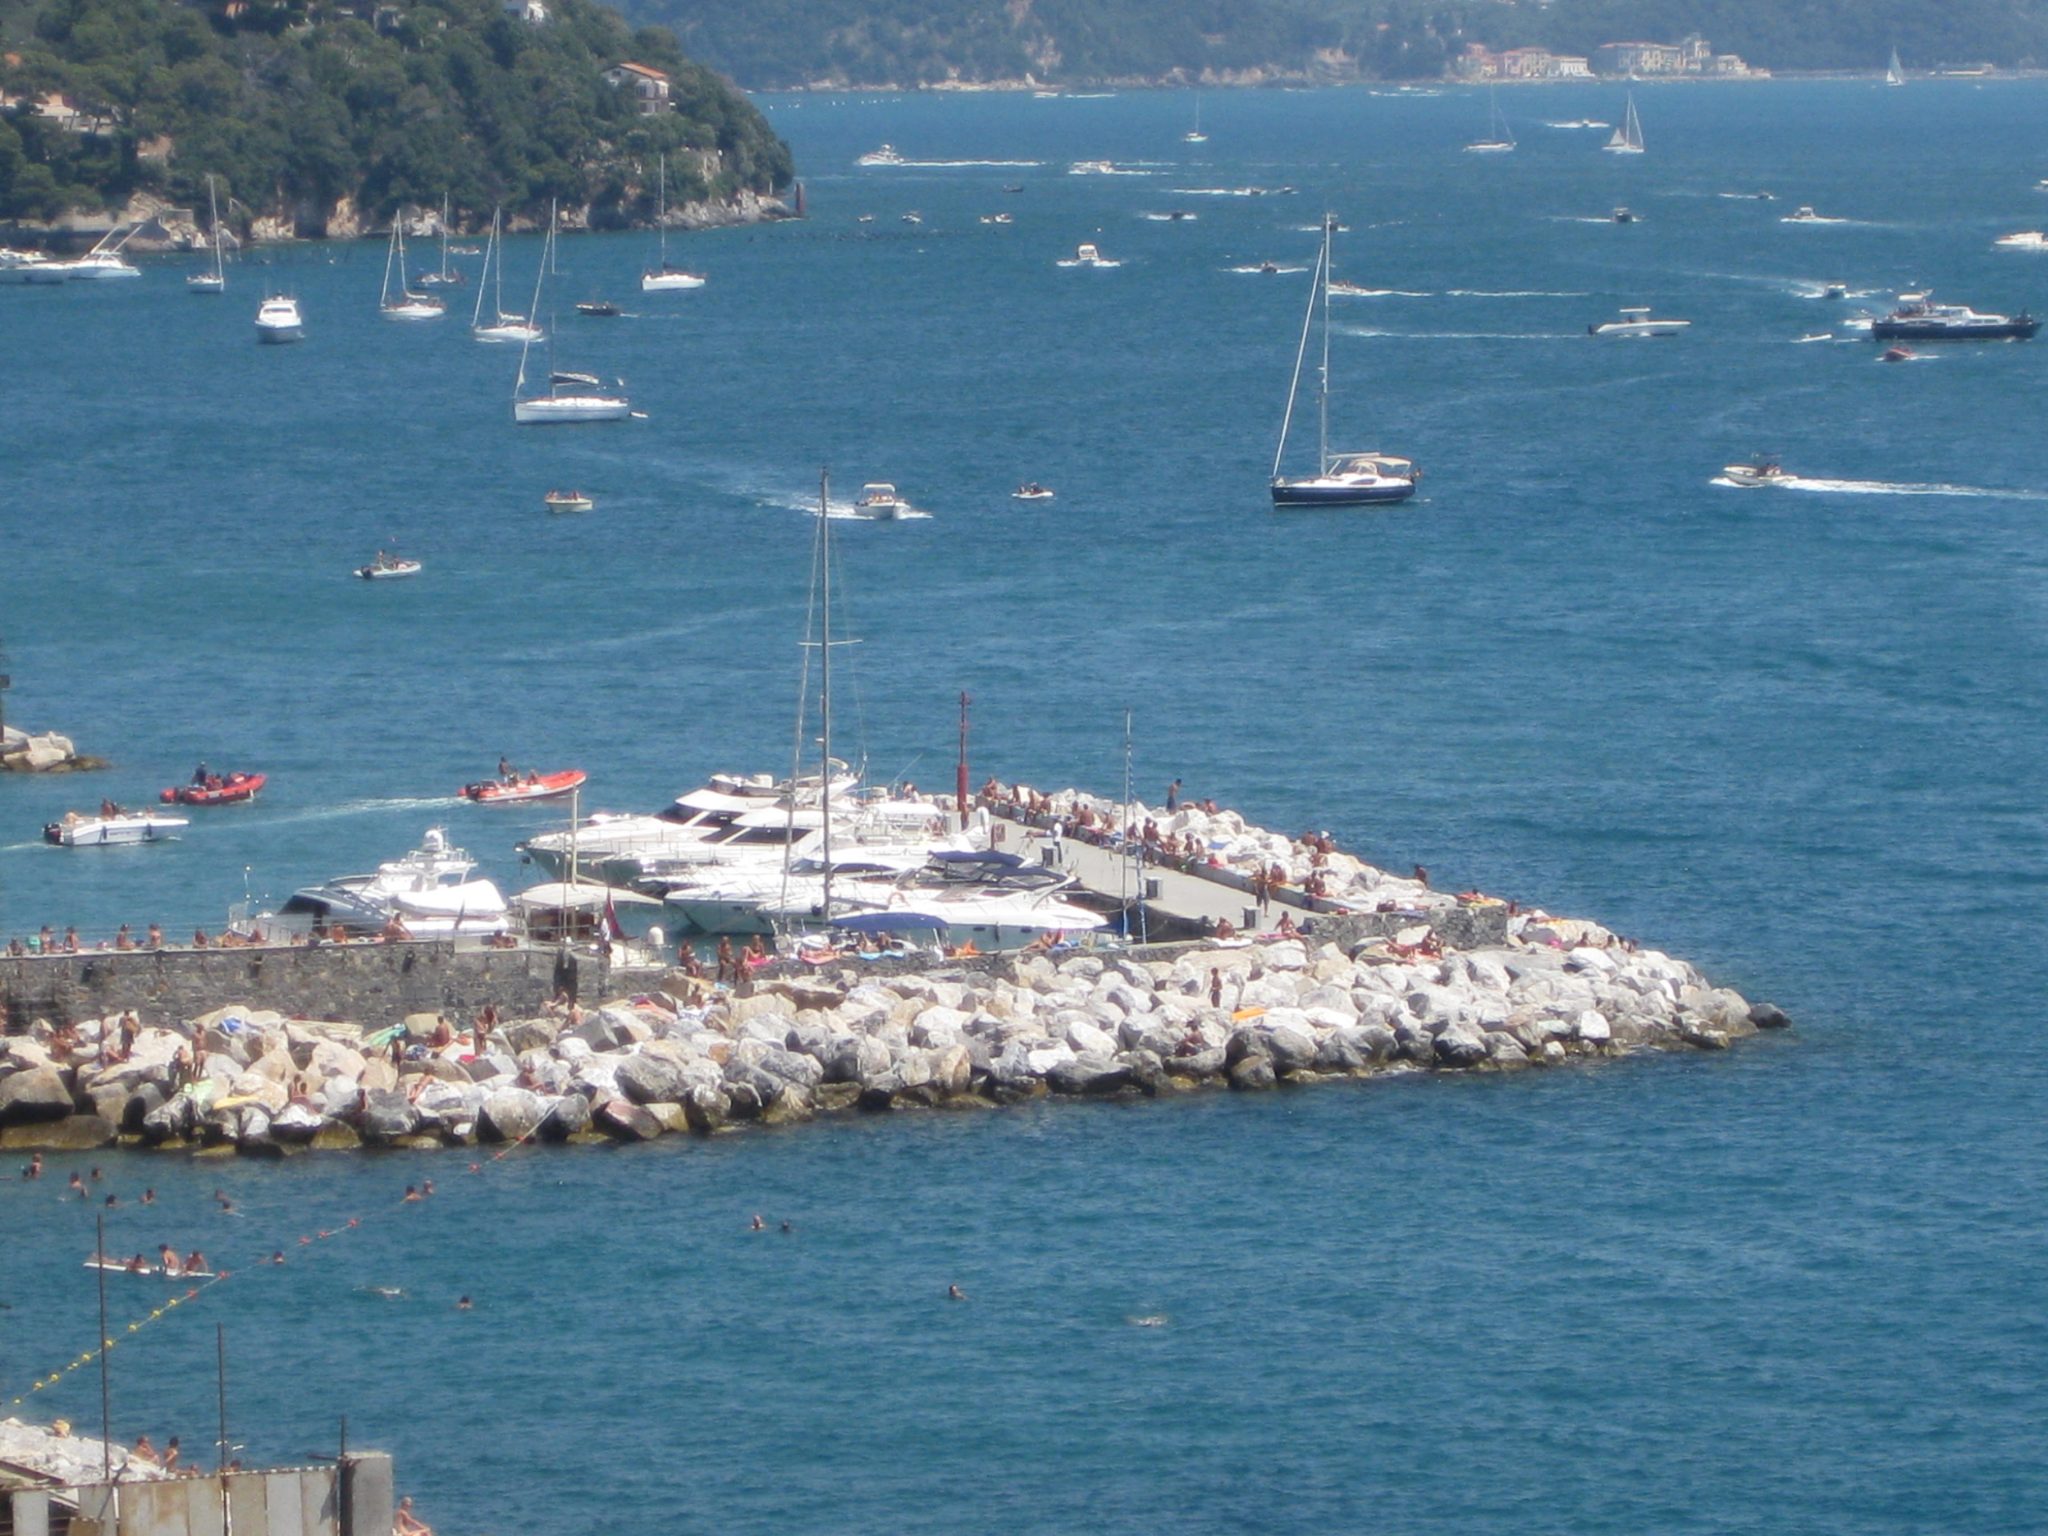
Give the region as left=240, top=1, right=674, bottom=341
left=1455, top=44, right=1592, bottom=80
left=1592, top=34, right=1756, bottom=77
left=605, top=61, right=671, bottom=114
left=504, top=0, right=548, bottom=22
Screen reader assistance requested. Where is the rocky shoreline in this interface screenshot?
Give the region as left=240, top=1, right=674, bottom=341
left=0, top=922, right=1788, bottom=1154
left=0, top=726, right=101, bottom=774
left=4, top=188, right=794, bottom=254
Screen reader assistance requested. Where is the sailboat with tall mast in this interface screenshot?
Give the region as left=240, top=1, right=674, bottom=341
left=1464, top=84, right=1515, bottom=153
left=641, top=154, right=707, bottom=292
left=379, top=216, right=443, bottom=320
left=514, top=201, right=630, bottom=423
left=1183, top=93, right=1207, bottom=144
left=419, top=194, right=466, bottom=286
left=1603, top=91, right=1645, bottom=154
left=1885, top=46, right=1905, bottom=86
left=187, top=175, right=226, bottom=293
left=1269, top=212, right=1418, bottom=507
left=471, top=208, right=542, bottom=343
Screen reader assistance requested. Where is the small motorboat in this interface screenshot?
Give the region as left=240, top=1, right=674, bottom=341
left=1822, top=282, right=1848, bottom=300
left=1783, top=205, right=1827, bottom=223
left=1011, top=483, right=1055, bottom=501
left=162, top=771, right=266, bottom=807
left=1589, top=307, right=1691, bottom=338
left=544, top=490, right=594, bottom=514
left=356, top=552, right=422, bottom=579
left=1611, top=207, right=1635, bottom=224
left=1881, top=344, right=1916, bottom=362
left=854, top=482, right=906, bottom=519
left=576, top=300, right=622, bottom=317
left=460, top=768, right=588, bottom=804
left=45, top=809, right=189, bottom=847
left=978, top=213, right=1014, bottom=225
left=1056, top=242, right=1121, bottom=269
left=1722, top=456, right=1790, bottom=487
left=1993, top=231, right=2048, bottom=251
left=1257, top=260, right=1280, bottom=274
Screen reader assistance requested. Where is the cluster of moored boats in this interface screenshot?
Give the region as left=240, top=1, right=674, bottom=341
left=224, top=763, right=1105, bottom=953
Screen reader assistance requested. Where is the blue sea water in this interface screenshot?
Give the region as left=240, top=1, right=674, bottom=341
left=3, top=79, right=2047, bottom=1533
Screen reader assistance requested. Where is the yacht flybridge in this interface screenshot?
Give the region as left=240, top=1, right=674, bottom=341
left=1270, top=212, right=1418, bottom=507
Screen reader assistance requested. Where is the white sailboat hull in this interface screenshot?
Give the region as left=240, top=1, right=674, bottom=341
left=515, top=395, right=631, bottom=424
left=381, top=300, right=444, bottom=321
left=474, top=319, right=543, bottom=343
left=187, top=274, right=225, bottom=294
left=641, top=270, right=705, bottom=291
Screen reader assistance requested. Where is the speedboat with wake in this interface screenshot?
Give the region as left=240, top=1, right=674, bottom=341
left=1012, top=482, right=1055, bottom=501
left=1589, top=306, right=1691, bottom=338
left=161, top=770, right=266, bottom=806
left=1056, top=243, right=1121, bottom=269
left=460, top=768, right=587, bottom=804
left=1722, top=456, right=1791, bottom=488
left=854, top=482, right=907, bottom=519
left=45, top=808, right=188, bottom=847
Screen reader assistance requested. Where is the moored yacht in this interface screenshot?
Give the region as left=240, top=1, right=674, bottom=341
left=1870, top=291, right=2038, bottom=340
left=44, top=809, right=188, bottom=847
left=254, top=294, right=303, bottom=342
left=252, top=827, right=508, bottom=940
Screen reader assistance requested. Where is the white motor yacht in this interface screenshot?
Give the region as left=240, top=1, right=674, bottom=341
left=1994, top=231, right=2048, bottom=250
left=57, top=228, right=143, bottom=281
left=0, top=248, right=59, bottom=283
left=856, top=144, right=906, bottom=167
left=254, top=294, right=303, bottom=342
left=255, top=828, right=508, bottom=939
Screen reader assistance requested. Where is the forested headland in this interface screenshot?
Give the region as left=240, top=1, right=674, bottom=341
left=613, top=0, right=2048, bottom=90
left=0, top=0, right=792, bottom=231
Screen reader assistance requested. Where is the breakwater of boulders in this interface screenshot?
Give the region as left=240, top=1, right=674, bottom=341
left=0, top=923, right=1789, bottom=1153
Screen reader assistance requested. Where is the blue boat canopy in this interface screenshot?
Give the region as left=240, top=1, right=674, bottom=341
left=930, top=849, right=1026, bottom=867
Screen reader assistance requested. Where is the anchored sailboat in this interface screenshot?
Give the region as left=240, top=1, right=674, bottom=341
left=188, top=175, right=226, bottom=294
left=1270, top=213, right=1418, bottom=508
left=1464, top=84, right=1515, bottom=153
left=419, top=194, right=466, bottom=286
left=471, top=208, right=542, bottom=343
left=514, top=202, right=630, bottom=424
left=1603, top=91, right=1645, bottom=155
left=379, top=217, right=443, bottom=320
left=1183, top=94, right=1207, bottom=144
left=641, top=154, right=707, bottom=292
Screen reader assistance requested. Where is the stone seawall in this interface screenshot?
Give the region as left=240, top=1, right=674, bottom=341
left=0, top=942, right=656, bottom=1032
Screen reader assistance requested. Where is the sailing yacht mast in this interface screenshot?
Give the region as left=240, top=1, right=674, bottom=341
left=470, top=212, right=492, bottom=329
left=818, top=467, right=834, bottom=927
left=1316, top=212, right=1332, bottom=475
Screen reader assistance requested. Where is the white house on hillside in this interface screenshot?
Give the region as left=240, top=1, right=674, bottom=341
left=604, top=61, right=671, bottom=115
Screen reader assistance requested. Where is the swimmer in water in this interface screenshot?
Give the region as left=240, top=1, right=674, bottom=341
left=270, top=1252, right=286, bottom=1265
left=456, top=1296, right=473, bottom=1311
left=749, top=1214, right=765, bottom=1232
left=780, top=1220, right=793, bottom=1234
left=403, top=1185, right=423, bottom=1203
left=947, top=1284, right=967, bottom=1302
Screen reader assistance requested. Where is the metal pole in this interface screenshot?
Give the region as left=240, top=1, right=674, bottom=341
left=96, top=1212, right=112, bottom=1484
left=217, top=1325, right=232, bottom=1536
left=956, top=690, right=971, bottom=819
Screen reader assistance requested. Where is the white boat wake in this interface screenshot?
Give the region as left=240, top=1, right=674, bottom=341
left=893, top=158, right=1042, bottom=168
left=1169, top=186, right=1295, bottom=197
left=1444, top=288, right=1591, bottom=298
left=1227, top=263, right=1308, bottom=275
left=260, top=796, right=461, bottom=827
left=1712, top=474, right=2048, bottom=500
left=1329, top=286, right=1433, bottom=298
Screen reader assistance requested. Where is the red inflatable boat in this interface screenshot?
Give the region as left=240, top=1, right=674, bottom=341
left=161, top=771, right=266, bottom=806
left=460, top=768, right=588, bottom=804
